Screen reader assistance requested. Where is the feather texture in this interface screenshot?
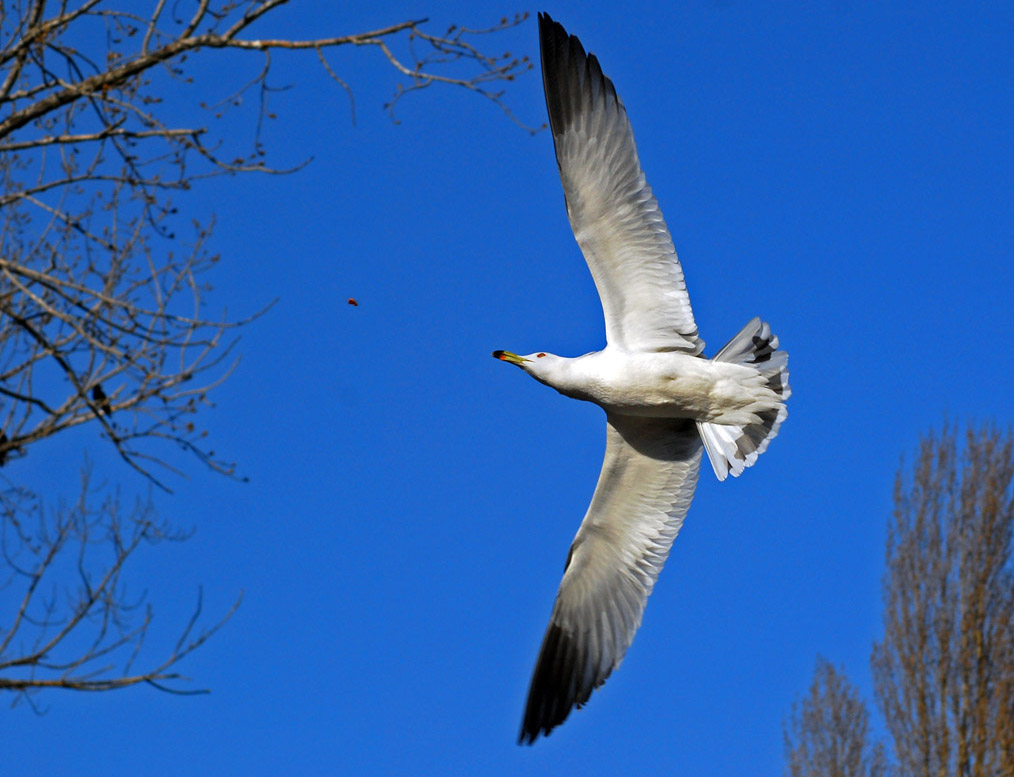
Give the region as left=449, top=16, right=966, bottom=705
left=520, top=414, right=702, bottom=743
left=540, top=13, right=703, bottom=354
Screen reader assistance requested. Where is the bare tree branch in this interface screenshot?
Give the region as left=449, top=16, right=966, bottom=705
left=0, top=463, right=240, bottom=701
left=1, top=1, right=535, bottom=706
left=0, top=3, right=535, bottom=489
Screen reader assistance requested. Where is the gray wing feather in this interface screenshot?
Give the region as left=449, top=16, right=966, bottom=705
left=539, top=13, right=703, bottom=354
left=519, top=413, right=703, bottom=743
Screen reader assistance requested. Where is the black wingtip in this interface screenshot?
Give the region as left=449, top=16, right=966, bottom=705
left=518, top=619, right=604, bottom=745
left=519, top=621, right=571, bottom=744
left=537, top=12, right=571, bottom=142
left=537, top=12, right=620, bottom=147
left=536, top=12, right=572, bottom=46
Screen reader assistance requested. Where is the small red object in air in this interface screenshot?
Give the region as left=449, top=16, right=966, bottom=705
left=347, top=298, right=358, bottom=306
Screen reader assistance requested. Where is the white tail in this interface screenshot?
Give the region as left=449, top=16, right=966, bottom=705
left=697, top=317, right=790, bottom=481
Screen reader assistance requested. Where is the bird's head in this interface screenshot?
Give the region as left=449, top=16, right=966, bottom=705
left=491, top=350, right=565, bottom=383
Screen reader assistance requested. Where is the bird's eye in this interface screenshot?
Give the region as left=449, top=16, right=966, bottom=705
left=537, top=353, right=546, bottom=358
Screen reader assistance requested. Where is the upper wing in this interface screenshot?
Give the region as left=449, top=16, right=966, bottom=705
left=538, top=13, right=703, bottom=355
left=519, top=414, right=703, bottom=743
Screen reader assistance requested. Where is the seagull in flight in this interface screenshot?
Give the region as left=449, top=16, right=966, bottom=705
left=493, top=13, right=791, bottom=744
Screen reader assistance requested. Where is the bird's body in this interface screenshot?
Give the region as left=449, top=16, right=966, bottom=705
left=524, top=348, right=783, bottom=425
left=92, top=383, right=112, bottom=417
left=494, top=14, right=791, bottom=744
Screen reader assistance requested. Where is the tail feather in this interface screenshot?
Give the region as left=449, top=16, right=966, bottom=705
left=698, top=317, right=790, bottom=481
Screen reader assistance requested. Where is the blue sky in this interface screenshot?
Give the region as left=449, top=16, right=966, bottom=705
left=5, top=1, right=1013, bottom=774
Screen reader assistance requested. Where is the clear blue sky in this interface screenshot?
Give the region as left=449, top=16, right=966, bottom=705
left=7, top=1, right=1013, bottom=774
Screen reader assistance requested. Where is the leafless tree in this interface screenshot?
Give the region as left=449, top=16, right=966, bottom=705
left=784, top=657, right=890, bottom=777
left=872, top=423, right=1014, bottom=777
left=785, top=423, right=1014, bottom=777
left=0, top=1, right=533, bottom=703
left=0, top=462, right=239, bottom=702
left=0, top=1, right=534, bottom=487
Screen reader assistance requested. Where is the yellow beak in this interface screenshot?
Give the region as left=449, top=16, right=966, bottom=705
left=492, top=350, right=530, bottom=366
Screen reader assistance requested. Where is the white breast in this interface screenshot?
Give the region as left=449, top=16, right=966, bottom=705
left=552, top=349, right=749, bottom=421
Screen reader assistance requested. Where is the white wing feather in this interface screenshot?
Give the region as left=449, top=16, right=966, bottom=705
left=519, top=414, right=703, bottom=742
left=541, top=16, right=703, bottom=354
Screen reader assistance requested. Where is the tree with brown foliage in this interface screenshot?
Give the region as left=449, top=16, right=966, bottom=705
left=0, top=1, right=532, bottom=704
left=873, top=423, right=1014, bottom=777
left=784, top=423, right=1014, bottom=777
left=784, top=657, right=888, bottom=777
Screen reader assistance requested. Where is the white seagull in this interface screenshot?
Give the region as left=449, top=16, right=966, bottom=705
left=494, top=14, right=791, bottom=744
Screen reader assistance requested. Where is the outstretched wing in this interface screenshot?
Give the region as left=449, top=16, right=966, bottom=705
left=539, top=13, right=703, bottom=355
left=519, top=414, right=703, bottom=743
